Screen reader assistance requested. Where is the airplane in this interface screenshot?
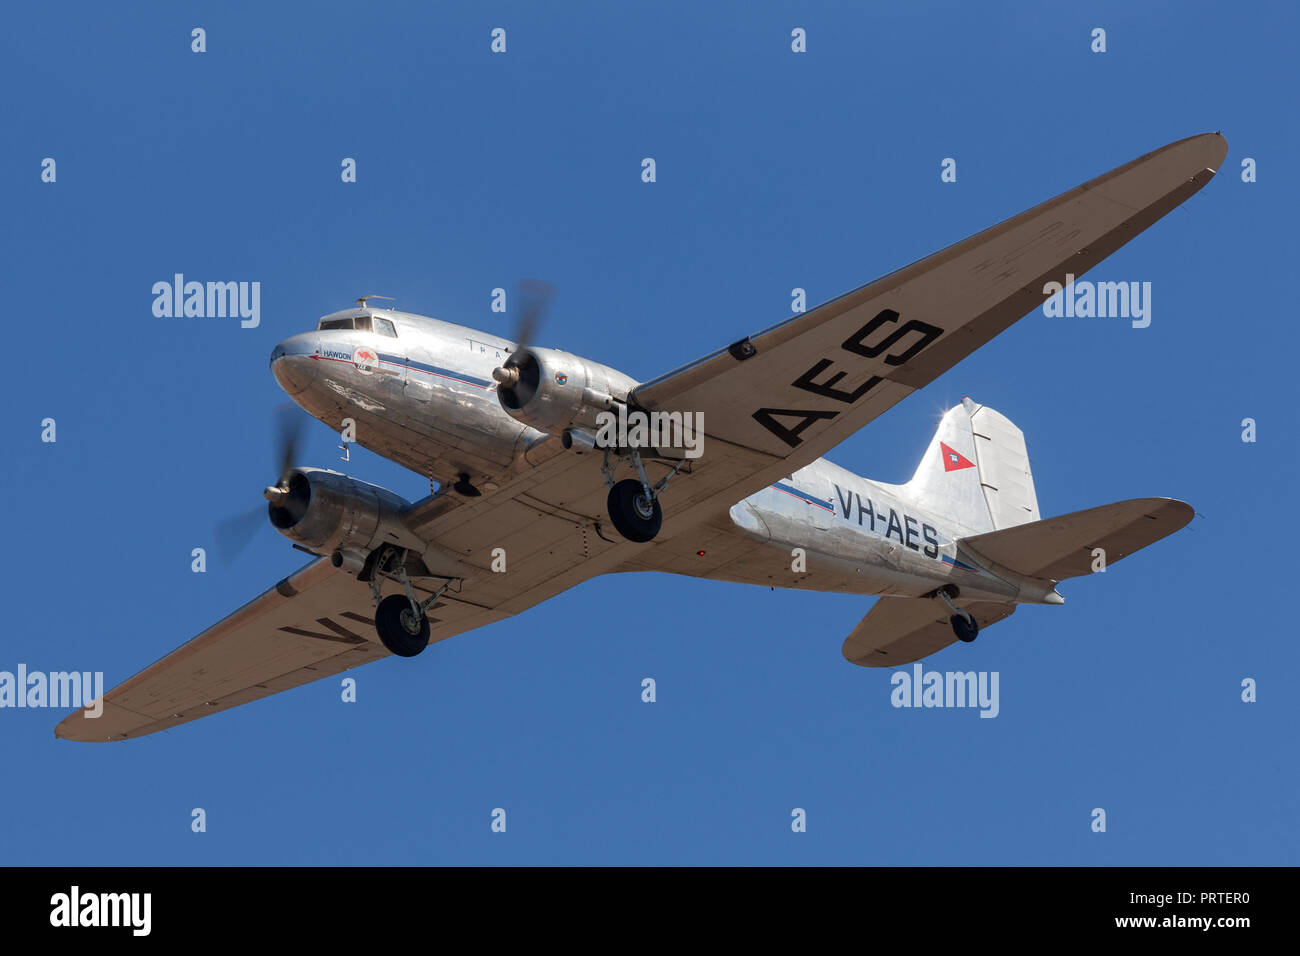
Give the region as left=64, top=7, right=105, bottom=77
left=56, top=132, right=1226, bottom=741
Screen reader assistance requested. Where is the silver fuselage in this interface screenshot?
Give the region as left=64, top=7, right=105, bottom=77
left=270, top=307, right=1057, bottom=606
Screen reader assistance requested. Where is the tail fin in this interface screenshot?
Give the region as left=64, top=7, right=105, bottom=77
left=895, top=398, right=1040, bottom=536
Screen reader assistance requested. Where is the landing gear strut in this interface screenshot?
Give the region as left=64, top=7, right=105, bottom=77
left=934, top=585, right=979, bottom=643
left=367, top=548, right=455, bottom=657
left=602, top=447, right=685, bottom=543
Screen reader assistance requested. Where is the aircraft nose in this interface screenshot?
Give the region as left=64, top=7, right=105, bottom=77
left=270, top=333, right=318, bottom=396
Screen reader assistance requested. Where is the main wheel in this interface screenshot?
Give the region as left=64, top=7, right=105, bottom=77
left=607, top=478, right=663, bottom=542
left=951, top=612, right=979, bottom=643
left=375, top=594, right=430, bottom=657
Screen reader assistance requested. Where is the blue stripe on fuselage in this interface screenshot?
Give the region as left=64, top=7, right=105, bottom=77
left=771, top=482, right=835, bottom=512
left=377, top=353, right=493, bottom=389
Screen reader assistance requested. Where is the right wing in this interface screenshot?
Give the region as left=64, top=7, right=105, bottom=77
left=57, top=472, right=653, bottom=741
left=58, top=443, right=696, bottom=742
left=58, top=559, right=391, bottom=741
left=842, top=598, right=1017, bottom=667
left=54, top=558, right=509, bottom=742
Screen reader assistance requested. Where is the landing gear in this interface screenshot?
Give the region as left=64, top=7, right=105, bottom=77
left=365, top=546, right=457, bottom=658
left=607, top=479, right=662, bottom=543
left=933, top=584, right=979, bottom=643
left=950, top=613, right=979, bottom=643
left=601, top=446, right=686, bottom=543
left=374, top=594, right=430, bottom=657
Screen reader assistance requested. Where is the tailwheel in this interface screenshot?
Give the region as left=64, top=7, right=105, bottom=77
left=933, top=584, right=978, bottom=643
left=375, top=594, right=430, bottom=657
left=950, top=612, right=979, bottom=643
left=607, top=478, right=663, bottom=543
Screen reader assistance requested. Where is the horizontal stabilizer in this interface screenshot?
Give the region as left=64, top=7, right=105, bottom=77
left=959, top=497, right=1193, bottom=581
left=842, top=597, right=1016, bottom=667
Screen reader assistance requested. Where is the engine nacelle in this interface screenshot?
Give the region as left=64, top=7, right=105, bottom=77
left=494, top=346, right=638, bottom=437
left=267, top=468, right=425, bottom=557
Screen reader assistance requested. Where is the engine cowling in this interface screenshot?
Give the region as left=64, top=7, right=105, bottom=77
left=494, top=346, right=638, bottom=436
left=267, top=468, right=425, bottom=557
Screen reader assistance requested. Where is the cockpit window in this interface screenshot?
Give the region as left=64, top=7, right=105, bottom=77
left=354, top=315, right=373, bottom=332
left=318, top=317, right=355, bottom=331
left=372, top=317, right=397, bottom=337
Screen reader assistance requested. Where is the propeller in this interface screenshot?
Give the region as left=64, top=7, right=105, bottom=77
left=214, top=404, right=307, bottom=565
left=492, top=279, right=554, bottom=406
left=513, top=278, right=554, bottom=355
left=269, top=402, right=304, bottom=499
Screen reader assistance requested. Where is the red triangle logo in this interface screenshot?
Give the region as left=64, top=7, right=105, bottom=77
left=939, top=441, right=975, bottom=472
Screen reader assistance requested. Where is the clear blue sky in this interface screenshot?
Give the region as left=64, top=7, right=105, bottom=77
left=2, top=0, right=1295, bottom=865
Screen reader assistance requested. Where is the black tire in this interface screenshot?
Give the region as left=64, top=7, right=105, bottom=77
left=606, top=478, right=663, bottom=542
left=951, top=613, right=979, bottom=643
left=375, top=594, right=430, bottom=657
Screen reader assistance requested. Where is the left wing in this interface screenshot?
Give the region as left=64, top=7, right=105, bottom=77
left=626, top=133, right=1226, bottom=541
left=419, top=137, right=1225, bottom=605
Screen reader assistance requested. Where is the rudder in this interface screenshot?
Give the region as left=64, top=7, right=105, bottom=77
left=894, top=398, right=1039, bottom=535
left=964, top=398, right=1039, bottom=531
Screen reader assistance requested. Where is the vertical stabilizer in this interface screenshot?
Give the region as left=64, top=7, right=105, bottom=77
left=897, top=399, right=1039, bottom=535
left=963, top=398, right=1039, bottom=530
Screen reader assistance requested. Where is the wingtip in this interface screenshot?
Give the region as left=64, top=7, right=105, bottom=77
left=1193, top=131, right=1229, bottom=173
left=1139, top=497, right=1196, bottom=533
left=1153, top=131, right=1228, bottom=177
left=1209, top=131, right=1228, bottom=170
left=54, top=711, right=110, bottom=743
